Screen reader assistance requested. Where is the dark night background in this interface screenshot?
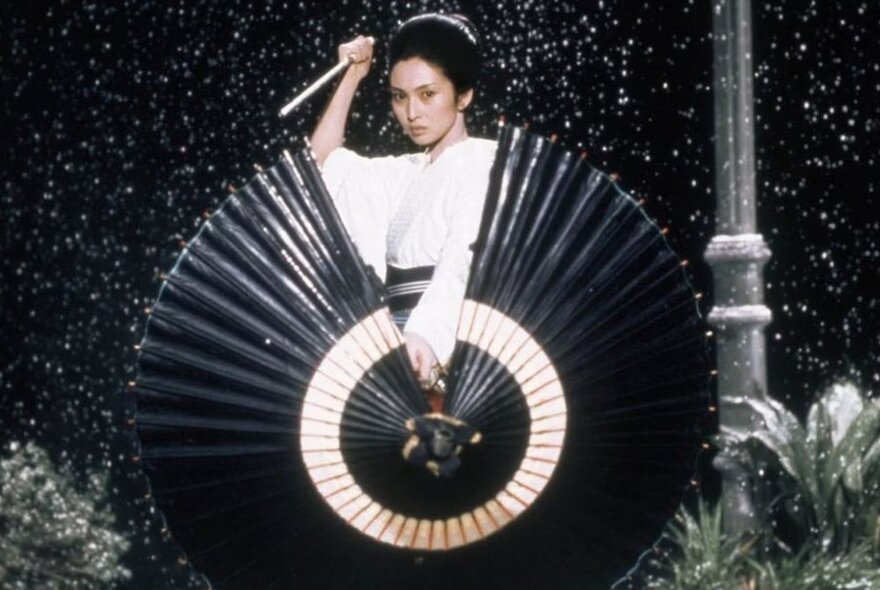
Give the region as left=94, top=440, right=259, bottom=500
left=2, top=0, right=877, bottom=587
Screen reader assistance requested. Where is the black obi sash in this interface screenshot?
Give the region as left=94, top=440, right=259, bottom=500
left=385, top=264, right=435, bottom=315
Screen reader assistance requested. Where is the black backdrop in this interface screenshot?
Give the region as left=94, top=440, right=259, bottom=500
left=2, top=0, right=878, bottom=587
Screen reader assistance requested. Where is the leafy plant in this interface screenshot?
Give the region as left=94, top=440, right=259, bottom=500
left=646, top=506, right=880, bottom=590
left=643, top=501, right=760, bottom=590
left=720, top=382, right=880, bottom=554
left=645, top=382, right=880, bottom=590
left=757, top=540, right=880, bottom=590
left=0, top=441, right=132, bottom=589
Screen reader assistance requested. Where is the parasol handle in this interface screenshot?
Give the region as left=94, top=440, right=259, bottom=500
left=279, top=36, right=374, bottom=117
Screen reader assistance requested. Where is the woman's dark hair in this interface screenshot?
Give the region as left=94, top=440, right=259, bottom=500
left=388, top=13, right=481, bottom=94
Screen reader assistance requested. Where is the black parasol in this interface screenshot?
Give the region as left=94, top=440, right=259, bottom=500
left=127, top=123, right=709, bottom=589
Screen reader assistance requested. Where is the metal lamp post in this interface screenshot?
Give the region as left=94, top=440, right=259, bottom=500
left=705, top=0, right=772, bottom=535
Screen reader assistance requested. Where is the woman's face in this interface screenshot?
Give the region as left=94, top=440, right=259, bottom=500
left=389, top=57, right=473, bottom=148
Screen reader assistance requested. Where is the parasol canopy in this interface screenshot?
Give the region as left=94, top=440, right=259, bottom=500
left=128, top=124, right=709, bottom=589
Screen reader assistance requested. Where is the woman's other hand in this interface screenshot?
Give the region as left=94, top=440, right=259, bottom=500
left=404, top=332, right=438, bottom=382
left=338, top=36, right=374, bottom=82
left=309, top=35, right=374, bottom=166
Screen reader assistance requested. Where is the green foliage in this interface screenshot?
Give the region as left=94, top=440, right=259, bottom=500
left=647, top=504, right=880, bottom=590
left=757, top=540, right=880, bottom=590
left=644, top=501, right=759, bottom=590
left=721, top=382, right=880, bottom=553
left=648, top=382, right=880, bottom=589
left=0, top=441, right=131, bottom=590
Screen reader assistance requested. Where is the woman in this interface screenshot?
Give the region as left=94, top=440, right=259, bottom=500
left=310, top=14, right=496, bottom=383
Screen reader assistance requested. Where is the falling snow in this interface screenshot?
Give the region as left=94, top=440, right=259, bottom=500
left=2, top=0, right=878, bottom=586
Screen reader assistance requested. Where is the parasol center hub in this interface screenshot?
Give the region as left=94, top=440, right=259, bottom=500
left=402, top=414, right=482, bottom=478
left=429, top=426, right=456, bottom=459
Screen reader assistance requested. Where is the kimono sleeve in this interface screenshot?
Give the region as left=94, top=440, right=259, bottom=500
left=319, top=147, right=409, bottom=282
left=404, top=142, right=496, bottom=362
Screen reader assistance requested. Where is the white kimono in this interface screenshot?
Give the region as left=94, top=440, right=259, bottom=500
left=320, top=137, right=497, bottom=362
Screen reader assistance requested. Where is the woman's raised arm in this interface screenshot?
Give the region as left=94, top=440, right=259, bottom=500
left=309, top=36, right=374, bottom=167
